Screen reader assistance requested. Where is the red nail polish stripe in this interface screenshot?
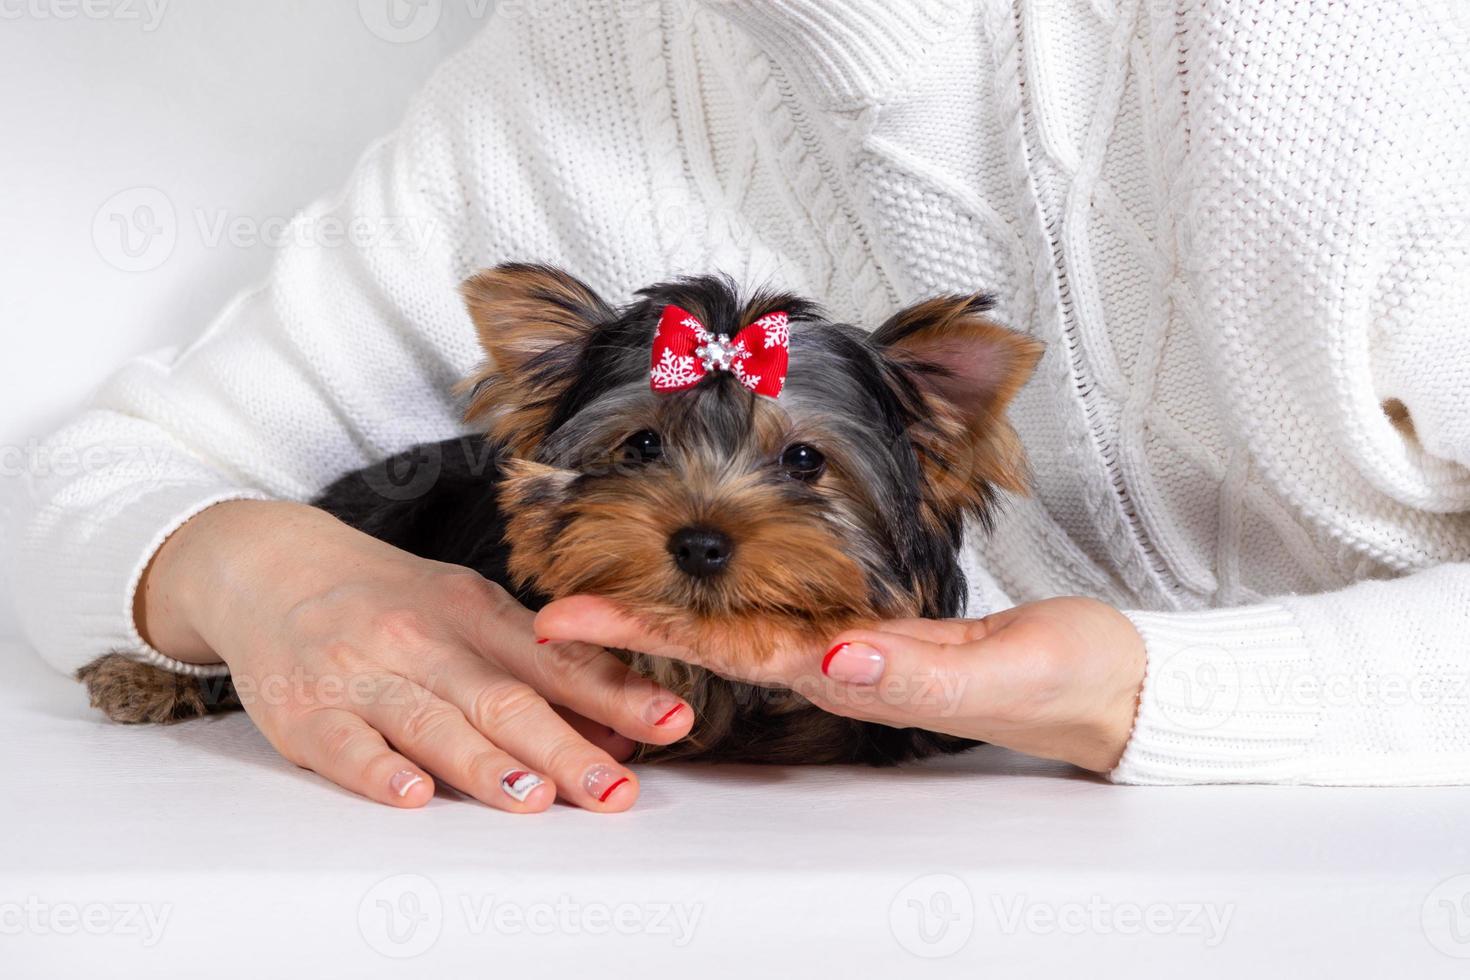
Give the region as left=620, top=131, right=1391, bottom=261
left=598, top=776, right=630, bottom=803
left=653, top=704, right=684, bottom=726
left=821, top=643, right=848, bottom=676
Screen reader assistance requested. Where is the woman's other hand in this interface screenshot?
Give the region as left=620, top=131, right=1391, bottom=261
left=135, top=501, right=694, bottom=811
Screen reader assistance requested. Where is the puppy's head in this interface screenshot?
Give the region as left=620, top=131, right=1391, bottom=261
left=461, top=263, right=1042, bottom=661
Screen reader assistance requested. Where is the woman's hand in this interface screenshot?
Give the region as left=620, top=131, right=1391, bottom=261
left=135, top=500, right=693, bottom=812
left=534, top=596, right=1145, bottom=773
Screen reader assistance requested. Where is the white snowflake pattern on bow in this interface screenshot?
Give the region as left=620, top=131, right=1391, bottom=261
left=685, top=317, right=713, bottom=344
left=650, top=347, right=701, bottom=389
left=752, top=312, right=790, bottom=350
left=731, top=362, right=760, bottom=392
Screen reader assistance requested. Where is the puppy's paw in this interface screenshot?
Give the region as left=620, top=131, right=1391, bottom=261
left=76, top=654, right=240, bottom=724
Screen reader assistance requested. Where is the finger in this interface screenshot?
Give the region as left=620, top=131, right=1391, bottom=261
left=534, top=596, right=798, bottom=685
left=554, top=705, right=640, bottom=763
left=288, top=708, right=436, bottom=809
left=413, top=662, right=641, bottom=813
left=810, top=628, right=993, bottom=725
left=525, top=639, right=694, bottom=745
left=534, top=596, right=694, bottom=661
left=864, top=607, right=1028, bottom=646
left=456, top=592, right=693, bottom=745
left=354, top=681, right=555, bottom=814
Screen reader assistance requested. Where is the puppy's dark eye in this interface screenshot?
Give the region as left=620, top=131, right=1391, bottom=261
left=779, top=443, right=825, bottom=481
left=621, top=429, right=663, bottom=464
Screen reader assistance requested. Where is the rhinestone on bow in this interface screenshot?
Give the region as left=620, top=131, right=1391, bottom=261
left=694, top=334, right=746, bottom=373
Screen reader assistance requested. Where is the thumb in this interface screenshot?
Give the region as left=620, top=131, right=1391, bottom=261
left=815, top=629, right=978, bottom=723
left=534, top=596, right=695, bottom=661
left=536, top=596, right=817, bottom=687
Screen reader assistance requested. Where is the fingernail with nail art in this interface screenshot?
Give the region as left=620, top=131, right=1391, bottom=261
left=583, top=764, right=630, bottom=803
left=646, top=698, right=685, bottom=727
left=390, top=769, right=425, bottom=798
left=500, top=769, right=545, bottom=803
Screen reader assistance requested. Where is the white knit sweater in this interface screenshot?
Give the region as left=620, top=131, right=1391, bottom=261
left=9, top=0, right=1470, bottom=785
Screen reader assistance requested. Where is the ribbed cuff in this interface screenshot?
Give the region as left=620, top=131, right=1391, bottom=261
left=709, top=0, right=972, bottom=109
left=1110, top=605, right=1321, bottom=785
left=125, top=487, right=272, bottom=677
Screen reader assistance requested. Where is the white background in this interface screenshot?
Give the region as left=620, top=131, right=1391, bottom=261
left=5, top=9, right=1470, bottom=978
left=0, top=1, right=491, bottom=636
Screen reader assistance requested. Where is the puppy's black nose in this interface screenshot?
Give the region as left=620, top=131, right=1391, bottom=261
left=668, top=527, right=733, bottom=578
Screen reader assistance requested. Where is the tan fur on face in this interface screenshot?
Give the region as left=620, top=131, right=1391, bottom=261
left=499, top=455, right=899, bottom=669
left=497, top=457, right=906, bottom=763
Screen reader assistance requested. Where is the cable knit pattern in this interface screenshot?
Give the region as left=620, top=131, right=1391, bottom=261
left=715, top=0, right=974, bottom=110
left=6, top=0, right=1469, bottom=785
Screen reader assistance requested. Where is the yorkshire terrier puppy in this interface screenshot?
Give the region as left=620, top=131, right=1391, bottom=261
left=80, top=263, right=1041, bottom=765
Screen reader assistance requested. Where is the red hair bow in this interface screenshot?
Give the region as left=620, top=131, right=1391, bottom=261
left=649, top=305, right=790, bottom=398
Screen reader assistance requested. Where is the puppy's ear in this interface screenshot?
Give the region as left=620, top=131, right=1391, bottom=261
left=871, top=294, right=1043, bottom=520
left=459, top=263, right=613, bottom=455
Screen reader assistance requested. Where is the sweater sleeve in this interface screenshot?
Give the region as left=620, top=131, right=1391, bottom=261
left=1112, top=565, right=1470, bottom=785
left=4, top=9, right=671, bottom=676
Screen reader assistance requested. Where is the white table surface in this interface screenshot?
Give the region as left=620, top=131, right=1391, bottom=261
left=3, top=635, right=1470, bottom=978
